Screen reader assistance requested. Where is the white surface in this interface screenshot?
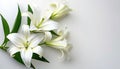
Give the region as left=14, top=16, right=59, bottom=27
left=0, top=0, right=120, bottom=69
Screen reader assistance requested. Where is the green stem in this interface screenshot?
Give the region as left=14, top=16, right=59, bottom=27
left=38, top=42, right=46, bottom=46
left=0, top=43, right=8, bottom=51
left=0, top=46, right=7, bottom=51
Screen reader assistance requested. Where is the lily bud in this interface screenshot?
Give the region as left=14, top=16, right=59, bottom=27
left=50, top=3, right=71, bottom=20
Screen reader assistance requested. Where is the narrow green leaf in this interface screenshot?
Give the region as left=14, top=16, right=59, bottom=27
left=11, top=5, right=22, bottom=33
left=13, top=52, right=24, bottom=64
left=0, top=14, right=10, bottom=45
left=32, top=53, right=49, bottom=63
left=27, top=5, right=33, bottom=26
left=50, top=30, right=59, bottom=36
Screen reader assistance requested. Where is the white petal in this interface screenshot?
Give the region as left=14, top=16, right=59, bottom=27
left=31, top=4, right=41, bottom=22
left=7, top=33, right=25, bottom=47
left=22, top=12, right=36, bottom=24
left=55, top=25, right=68, bottom=41
left=30, top=24, right=41, bottom=32
left=43, top=10, right=53, bottom=21
left=32, top=46, right=43, bottom=57
left=30, top=23, right=37, bottom=30
left=53, top=36, right=63, bottom=41
left=47, top=39, right=67, bottom=49
left=21, top=24, right=30, bottom=38
left=50, top=3, right=71, bottom=19
left=21, top=48, right=33, bottom=68
left=58, top=50, right=64, bottom=59
left=43, top=32, right=52, bottom=42
left=57, top=4, right=71, bottom=15
left=40, top=20, right=58, bottom=31
left=8, top=45, right=20, bottom=56
left=22, top=12, right=33, bottom=20
left=29, top=33, right=44, bottom=47
left=27, top=2, right=41, bottom=22
left=57, top=25, right=68, bottom=37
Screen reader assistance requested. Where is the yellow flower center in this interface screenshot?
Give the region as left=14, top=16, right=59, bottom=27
left=24, top=41, right=30, bottom=49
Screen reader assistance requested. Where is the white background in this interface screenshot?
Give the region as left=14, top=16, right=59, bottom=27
left=0, top=0, right=120, bottom=69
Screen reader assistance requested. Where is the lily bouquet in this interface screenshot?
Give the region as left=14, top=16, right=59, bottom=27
left=0, top=1, right=71, bottom=69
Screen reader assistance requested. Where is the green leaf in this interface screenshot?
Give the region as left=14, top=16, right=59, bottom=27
left=11, top=5, right=22, bottom=33
left=13, top=52, right=24, bottom=64
left=32, top=53, right=49, bottom=63
left=13, top=52, right=35, bottom=69
left=0, top=14, right=10, bottom=46
left=27, top=4, right=33, bottom=26
left=50, top=30, right=59, bottom=36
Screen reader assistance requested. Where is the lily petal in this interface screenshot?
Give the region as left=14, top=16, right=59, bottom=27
left=50, top=2, right=71, bottom=19
left=22, top=24, right=30, bottom=38
left=31, top=3, right=41, bottom=22
left=57, top=25, right=68, bottom=37
left=21, top=48, right=33, bottom=68
left=22, top=12, right=33, bottom=20
left=59, top=49, right=64, bottom=59
left=29, top=33, right=44, bottom=47
left=47, top=39, right=67, bottom=49
left=43, top=32, right=52, bottom=42
left=39, top=20, right=58, bottom=31
left=56, top=4, right=71, bottom=17
left=23, top=4, right=41, bottom=25
left=54, top=25, right=68, bottom=41
left=32, top=46, right=43, bottom=57
left=8, top=45, right=20, bottom=56
left=23, top=12, right=40, bottom=26
left=53, top=36, right=63, bottom=41
left=7, top=33, right=25, bottom=47
left=43, top=10, right=53, bottom=21
left=30, top=23, right=38, bottom=31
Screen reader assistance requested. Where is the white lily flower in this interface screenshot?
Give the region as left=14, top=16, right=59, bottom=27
left=7, top=24, right=43, bottom=68
left=22, top=4, right=58, bottom=32
left=44, top=25, right=71, bottom=58
left=49, top=2, right=72, bottom=20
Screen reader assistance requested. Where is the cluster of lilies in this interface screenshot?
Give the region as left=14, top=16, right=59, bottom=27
left=0, top=1, right=71, bottom=69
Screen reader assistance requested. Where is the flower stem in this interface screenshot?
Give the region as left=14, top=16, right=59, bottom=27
left=0, top=46, right=7, bottom=51
left=38, top=42, right=46, bottom=45
left=0, top=43, right=8, bottom=51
